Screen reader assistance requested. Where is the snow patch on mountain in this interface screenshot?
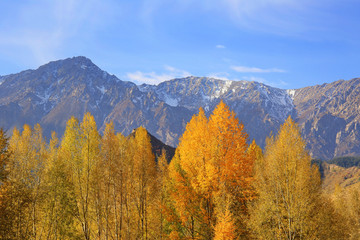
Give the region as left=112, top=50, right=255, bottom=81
left=97, top=86, right=106, bottom=94
left=212, top=80, right=230, bottom=98
left=217, top=80, right=232, bottom=96
left=138, top=77, right=295, bottom=122
left=164, top=95, right=178, bottom=107
left=287, top=89, right=296, bottom=100
left=254, top=83, right=294, bottom=120
left=138, top=84, right=153, bottom=93
left=37, top=91, right=51, bottom=104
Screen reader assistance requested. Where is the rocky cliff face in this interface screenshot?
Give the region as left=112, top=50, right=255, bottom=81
left=140, top=77, right=295, bottom=148
left=0, top=56, right=359, bottom=159
left=0, top=56, right=135, bottom=135
left=293, top=78, right=360, bottom=159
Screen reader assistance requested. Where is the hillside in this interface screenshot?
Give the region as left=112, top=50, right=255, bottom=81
left=321, top=161, right=360, bottom=193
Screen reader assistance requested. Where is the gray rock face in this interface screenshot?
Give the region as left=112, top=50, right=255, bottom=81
left=0, top=56, right=359, bottom=159
left=140, top=77, right=295, bottom=148
left=293, top=78, right=360, bottom=159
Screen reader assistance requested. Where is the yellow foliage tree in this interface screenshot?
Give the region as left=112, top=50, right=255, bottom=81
left=155, top=149, right=169, bottom=240
left=332, top=185, right=360, bottom=239
left=42, top=131, right=79, bottom=239
left=99, top=121, right=119, bottom=239
left=5, top=124, right=48, bottom=239
left=167, top=101, right=255, bottom=239
left=61, top=113, right=101, bottom=240
left=130, top=127, right=157, bottom=240
left=213, top=207, right=236, bottom=240
left=0, top=128, right=14, bottom=238
left=250, top=116, right=346, bottom=239
left=167, top=108, right=210, bottom=239
left=346, top=188, right=360, bottom=239
left=99, top=121, right=129, bottom=239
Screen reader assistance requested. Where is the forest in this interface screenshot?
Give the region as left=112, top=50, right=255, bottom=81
left=0, top=101, right=359, bottom=240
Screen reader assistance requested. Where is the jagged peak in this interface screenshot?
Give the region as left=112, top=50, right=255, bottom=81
left=143, top=76, right=283, bottom=92
left=162, top=76, right=231, bottom=85
left=36, top=56, right=97, bottom=71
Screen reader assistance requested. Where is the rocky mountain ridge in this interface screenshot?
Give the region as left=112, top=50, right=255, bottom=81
left=294, top=79, right=360, bottom=158
left=0, top=56, right=359, bottom=159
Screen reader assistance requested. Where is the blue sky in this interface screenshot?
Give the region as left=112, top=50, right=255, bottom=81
left=0, top=0, right=360, bottom=89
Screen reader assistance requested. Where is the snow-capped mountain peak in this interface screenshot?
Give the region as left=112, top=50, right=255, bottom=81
left=139, top=77, right=295, bottom=122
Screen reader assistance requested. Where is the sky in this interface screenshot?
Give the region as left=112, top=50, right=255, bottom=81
left=0, top=0, right=360, bottom=89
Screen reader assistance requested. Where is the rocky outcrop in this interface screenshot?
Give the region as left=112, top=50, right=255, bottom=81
left=294, top=78, right=360, bottom=159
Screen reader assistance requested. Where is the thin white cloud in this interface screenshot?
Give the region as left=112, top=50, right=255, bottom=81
left=164, top=65, right=192, bottom=78
left=242, top=76, right=267, bottom=83
left=0, top=0, right=118, bottom=65
left=212, top=0, right=310, bottom=35
left=126, top=66, right=191, bottom=85
left=242, top=76, right=288, bottom=88
left=216, top=45, right=226, bottom=49
left=231, top=65, right=286, bottom=73
left=207, top=72, right=230, bottom=80
left=138, top=0, right=319, bottom=37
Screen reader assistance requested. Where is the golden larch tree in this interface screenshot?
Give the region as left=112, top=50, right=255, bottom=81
left=43, top=131, right=79, bottom=239
left=129, top=127, right=157, bottom=240
left=167, top=101, right=255, bottom=239
left=5, top=124, right=47, bottom=239
left=250, top=116, right=346, bottom=239
left=0, top=128, right=14, bottom=238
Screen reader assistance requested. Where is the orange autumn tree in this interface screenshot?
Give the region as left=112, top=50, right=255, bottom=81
left=167, top=100, right=256, bottom=239
left=213, top=208, right=236, bottom=240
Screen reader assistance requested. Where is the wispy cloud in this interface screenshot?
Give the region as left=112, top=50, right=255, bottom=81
left=213, top=0, right=312, bottom=36
left=138, top=0, right=318, bottom=37
left=242, top=76, right=267, bottom=83
left=216, top=45, right=226, bottom=49
left=0, top=0, right=118, bottom=65
left=207, top=72, right=230, bottom=80
left=231, top=65, right=286, bottom=73
left=242, top=76, right=288, bottom=88
left=126, top=65, right=191, bottom=85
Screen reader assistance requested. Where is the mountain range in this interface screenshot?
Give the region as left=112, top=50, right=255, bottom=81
left=0, top=56, right=359, bottom=160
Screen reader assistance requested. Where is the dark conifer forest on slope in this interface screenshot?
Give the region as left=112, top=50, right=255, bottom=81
left=0, top=101, right=359, bottom=239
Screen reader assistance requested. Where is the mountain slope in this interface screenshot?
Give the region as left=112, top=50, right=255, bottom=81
left=0, top=56, right=134, bottom=133
left=321, top=162, right=360, bottom=193
left=140, top=77, right=295, bottom=148
left=293, top=78, right=360, bottom=159
left=0, top=57, right=193, bottom=145
left=1, top=56, right=360, bottom=159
